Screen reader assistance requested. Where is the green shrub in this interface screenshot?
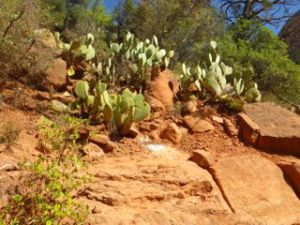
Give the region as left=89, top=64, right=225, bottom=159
left=181, top=41, right=261, bottom=111
left=0, top=0, right=59, bottom=85
left=73, top=80, right=151, bottom=135
left=0, top=158, right=88, bottom=225
left=215, top=19, right=300, bottom=105
left=38, top=115, right=87, bottom=161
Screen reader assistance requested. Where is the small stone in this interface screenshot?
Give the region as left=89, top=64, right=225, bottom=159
left=77, top=127, right=90, bottom=140
left=223, top=118, right=238, bottom=137
left=105, top=141, right=118, bottom=153
left=123, top=125, right=140, bottom=138
left=0, top=163, right=19, bottom=172
left=180, top=127, right=189, bottom=137
left=89, top=134, right=109, bottom=146
left=183, top=116, right=214, bottom=133
left=160, top=123, right=182, bottom=144
left=181, top=100, right=197, bottom=115
left=82, top=143, right=105, bottom=159
left=211, top=116, right=224, bottom=124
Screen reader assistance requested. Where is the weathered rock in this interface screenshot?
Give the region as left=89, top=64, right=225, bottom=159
left=189, top=150, right=214, bottom=169
left=89, top=134, right=116, bottom=153
left=237, top=113, right=260, bottom=145
left=145, top=68, right=179, bottom=112
left=125, top=126, right=140, bottom=138
left=160, top=123, right=182, bottom=144
left=89, top=134, right=109, bottom=146
left=183, top=116, right=214, bottom=133
left=0, top=163, right=19, bottom=172
left=223, top=118, right=238, bottom=137
left=83, top=148, right=232, bottom=225
left=211, top=116, right=224, bottom=124
left=181, top=100, right=197, bottom=115
left=210, top=154, right=300, bottom=224
left=82, top=143, right=105, bottom=159
left=278, top=162, right=300, bottom=197
left=42, top=58, right=67, bottom=91
left=239, top=102, right=300, bottom=156
left=33, top=29, right=58, bottom=49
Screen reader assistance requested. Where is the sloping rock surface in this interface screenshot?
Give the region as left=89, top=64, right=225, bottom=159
left=239, top=102, right=300, bottom=155
left=209, top=154, right=300, bottom=225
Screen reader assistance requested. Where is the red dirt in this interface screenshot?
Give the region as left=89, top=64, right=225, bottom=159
left=0, top=90, right=300, bottom=225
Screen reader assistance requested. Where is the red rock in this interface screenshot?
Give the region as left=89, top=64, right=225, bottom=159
left=160, top=123, right=182, bottom=144
left=189, top=150, right=214, bottom=169
left=183, top=116, right=214, bottom=133
left=145, top=68, right=179, bottom=112
left=239, top=102, right=300, bottom=156
left=278, top=162, right=300, bottom=197
left=210, top=154, right=300, bottom=224
left=42, top=58, right=67, bottom=91
left=89, top=134, right=116, bottom=153
left=82, top=143, right=105, bottom=159
left=237, top=113, right=260, bottom=145
left=211, top=116, right=224, bottom=124
left=89, top=134, right=109, bottom=146
left=223, top=118, right=238, bottom=137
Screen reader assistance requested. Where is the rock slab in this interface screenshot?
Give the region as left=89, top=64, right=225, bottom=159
left=238, top=102, right=300, bottom=156
left=210, top=154, right=300, bottom=225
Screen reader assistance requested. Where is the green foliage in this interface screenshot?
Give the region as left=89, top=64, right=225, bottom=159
left=0, top=0, right=58, bottom=84
left=216, top=19, right=300, bottom=105
left=181, top=41, right=261, bottom=111
left=98, top=32, right=174, bottom=90
left=73, top=81, right=150, bottom=135
left=0, top=157, right=88, bottom=225
left=113, top=0, right=223, bottom=62
left=55, top=32, right=96, bottom=76
left=38, top=115, right=86, bottom=160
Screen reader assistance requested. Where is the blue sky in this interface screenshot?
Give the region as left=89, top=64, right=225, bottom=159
left=102, top=0, right=300, bottom=34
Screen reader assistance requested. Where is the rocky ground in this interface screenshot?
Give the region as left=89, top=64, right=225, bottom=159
left=0, top=92, right=299, bottom=225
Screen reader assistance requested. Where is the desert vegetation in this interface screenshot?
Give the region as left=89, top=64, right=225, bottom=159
left=0, top=0, right=300, bottom=224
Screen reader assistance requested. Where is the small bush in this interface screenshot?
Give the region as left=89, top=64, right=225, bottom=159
left=0, top=157, right=89, bottom=225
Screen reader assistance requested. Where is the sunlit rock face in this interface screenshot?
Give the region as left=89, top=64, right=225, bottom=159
left=280, top=10, right=300, bottom=64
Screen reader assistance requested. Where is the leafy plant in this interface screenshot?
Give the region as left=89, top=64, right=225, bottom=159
left=0, top=157, right=88, bottom=225
left=73, top=80, right=150, bottom=135
left=38, top=115, right=86, bottom=162
left=55, top=32, right=96, bottom=76
left=93, top=32, right=175, bottom=92
left=181, top=41, right=261, bottom=111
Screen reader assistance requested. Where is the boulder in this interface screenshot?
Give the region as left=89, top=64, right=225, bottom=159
left=42, top=58, right=67, bottom=91
left=210, top=154, right=300, bottom=224
left=238, top=102, right=300, bottom=156
left=145, top=68, right=179, bottom=112
left=33, top=29, right=58, bottom=49
left=183, top=116, right=214, bottom=133
left=160, top=123, right=182, bottom=144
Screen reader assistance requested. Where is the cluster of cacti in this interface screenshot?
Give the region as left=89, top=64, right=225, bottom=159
left=109, top=32, right=174, bottom=85
left=181, top=41, right=261, bottom=109
left=74, top=81, right=150, bottom=134
left=54, top=33, right=96, bottom=76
